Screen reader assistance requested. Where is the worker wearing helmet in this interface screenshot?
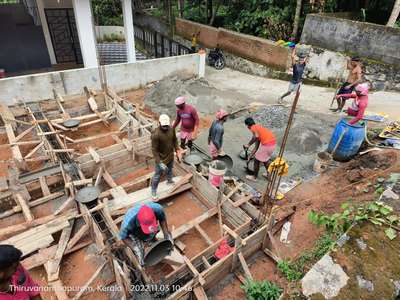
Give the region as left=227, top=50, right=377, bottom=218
left=336, top=82, right=369, bottom=125
left=151, top=114, right=182, bottom=200
left=208, top=109, right=229, bottom=159
left=118, top=203, right=172, bottom=267
left=172, top=96, right=199, bottom=150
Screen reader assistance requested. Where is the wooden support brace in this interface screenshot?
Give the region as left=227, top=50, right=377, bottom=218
left=25, top=141, right=44, bottom=159
left=39, top=176, right=51, bottom=196
left=193, top=286, right=208, bottom=300
left=102, top=170, right=117, bottom=188
left=47, top=221, right=74, bottom=281
left=238, top=252, right=253, bottom=280
left=226, top=182, right=243, bottom=199
left=95, top=167, right=103, bottom=187
left=201, top=256, right=211, bottom=268
left=223, top=225, right=246, bottom=246
left=72, top=261, right=108, bottom=300
left=54, top=196, right=75, bottom=216
left=49, top=279, right=70, bottom=300
left=66, top=223, right=89, bottom=251
left=183, top=256, right=205, bottom=286
left=195, top=224, right=213, bottom=246
left=88, top=146, right=101, bottom=163
left=15, top=193, right=34, bottom=222
left=112, top=259, right=127, bottom=300
left=14, top=126, right=35, bottom=142
left=168, top=173, right=193, bottom=194
left=232, top=195, right=253, bottom=208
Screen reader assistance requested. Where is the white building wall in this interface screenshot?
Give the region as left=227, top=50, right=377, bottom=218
left=0, top=54, right=201, bottom=104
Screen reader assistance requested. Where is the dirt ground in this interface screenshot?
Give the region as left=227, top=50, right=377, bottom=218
left=209, top=150, right=399, bottom=298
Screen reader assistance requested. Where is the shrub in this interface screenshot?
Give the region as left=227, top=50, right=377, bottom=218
left=241, top=279, right=282, bottom=300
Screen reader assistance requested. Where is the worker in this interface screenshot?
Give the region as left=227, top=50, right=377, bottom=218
left=279, top=47, right=308, bottom=103
left=208, top=109, right=229, bottom=159
left=118, top=203, right=172, bottom=267
left=191, top=32, right=200, bottom=53
left=172, top=96, right=199, bottom=150
left=334, top=57, right=363, bottom=112
left=336, top=83, right=369, bottom=125
left=0, top=245, right=42, bottom=300
left=151, top=114, right=182, bottom=200
left=243, top=117, right=276, bottom=181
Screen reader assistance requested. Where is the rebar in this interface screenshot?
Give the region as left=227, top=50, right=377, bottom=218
left=257, top=87, right=302, bottom=225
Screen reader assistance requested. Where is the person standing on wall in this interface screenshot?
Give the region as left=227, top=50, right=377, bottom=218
left=278, top=47, right=307, bottom=103
left=208, top=109, right=229, bottom=159
left=191, top=32, right=200, bottom=53
left=151, top=114, right=182, bottom=200
left=334, top=57, right=363, bottom=112
left=0, top=245, right=42, bottom=300
left=243, top=117, right=277, bottom=182
left=172, top=96, right=200, bottom=150
left=118, top=203, right=172, bottom=267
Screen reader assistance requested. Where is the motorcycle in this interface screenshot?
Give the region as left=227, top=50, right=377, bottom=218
left=207, top=48, right=225, bottom=70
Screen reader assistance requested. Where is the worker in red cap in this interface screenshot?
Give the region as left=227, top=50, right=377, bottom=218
left=0, top=245, right=42, bottom=300
left=208, top=109, right=229, bottom=159
left=172, top=96, right=199, bottom=150
left=118, top=202, right=172, bottom=267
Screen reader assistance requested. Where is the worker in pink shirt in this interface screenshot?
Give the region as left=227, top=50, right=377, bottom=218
left=336, top=83, right=369, bottom=125
left=172, top=96, right=200, bottom=150
left=0, top=245, right=42, bottom=300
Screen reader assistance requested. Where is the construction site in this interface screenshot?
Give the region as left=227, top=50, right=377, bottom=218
left=1, top=0, right=400, bottom=299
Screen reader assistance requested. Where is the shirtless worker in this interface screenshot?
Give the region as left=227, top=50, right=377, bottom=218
left=334, top=57, right=362, bottom=112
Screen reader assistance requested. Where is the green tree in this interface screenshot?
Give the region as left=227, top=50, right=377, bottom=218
left=92, top=0, right=123, bottom=26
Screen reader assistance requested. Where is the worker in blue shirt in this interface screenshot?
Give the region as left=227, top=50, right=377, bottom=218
left=117, top=202, right=172, bottom=266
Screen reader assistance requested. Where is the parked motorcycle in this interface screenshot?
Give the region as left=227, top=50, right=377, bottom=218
left=207, top=48, right=225, bottom=70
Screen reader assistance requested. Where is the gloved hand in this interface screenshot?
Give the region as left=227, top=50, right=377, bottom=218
left=159, top=163, right=168, bottom=172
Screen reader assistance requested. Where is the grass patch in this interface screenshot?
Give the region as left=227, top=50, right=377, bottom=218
left=278, top=233, right=335, bottom=282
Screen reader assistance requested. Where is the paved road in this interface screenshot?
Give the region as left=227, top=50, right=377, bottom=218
left=205, top=67, right=400, bottom=120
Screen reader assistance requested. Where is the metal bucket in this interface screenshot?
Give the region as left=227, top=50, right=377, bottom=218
left=313, top=151, right=331, bottom=173
left=144, top=239, right=173, bottom=266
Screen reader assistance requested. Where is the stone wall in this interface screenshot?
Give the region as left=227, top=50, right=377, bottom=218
left=302, top=45, right=400, bottom=91
left=301, top=14, right=400, bottom=66
left=175, top=18, right=290, bottom=71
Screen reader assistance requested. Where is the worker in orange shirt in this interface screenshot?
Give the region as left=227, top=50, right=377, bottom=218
left=244, top=117, right=277, bottom=182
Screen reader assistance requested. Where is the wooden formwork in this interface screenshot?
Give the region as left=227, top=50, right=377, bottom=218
left=0, top=87, right=281, bottom=300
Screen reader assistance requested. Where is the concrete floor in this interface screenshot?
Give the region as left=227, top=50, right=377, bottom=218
left=145, top=66, right=400, bottom=192
left=205, top=67, right=400, bottom=121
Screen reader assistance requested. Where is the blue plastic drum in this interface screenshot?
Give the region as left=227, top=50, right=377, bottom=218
left=327, top=118, right=366, bottom=161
